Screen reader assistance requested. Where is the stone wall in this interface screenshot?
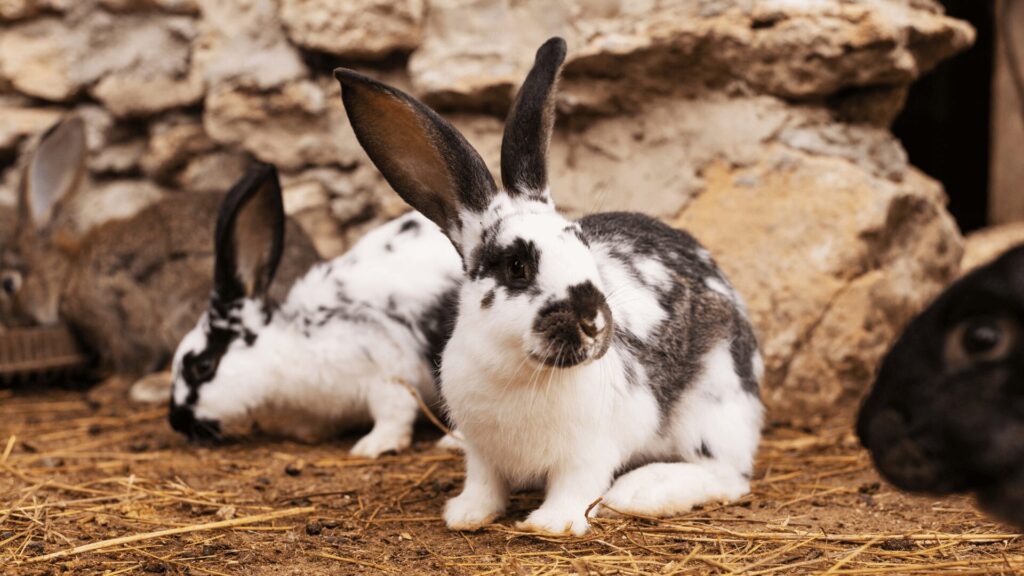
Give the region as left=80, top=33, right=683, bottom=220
left=0, top=0, right=974, bottom=421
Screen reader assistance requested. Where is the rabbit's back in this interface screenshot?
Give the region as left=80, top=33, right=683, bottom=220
left=581, top=212, right=760, bottom=408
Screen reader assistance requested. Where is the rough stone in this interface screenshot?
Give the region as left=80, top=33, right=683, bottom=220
left=0, top=17, right=79, bottom=101
left=411, top=0, right=973, bottom=113
left=142, top=116, right=219, bottom=182
left=98, top=0, right=199, bottom=14
left=0, top=0, right=71, bottom=22
left=0, top=11, right=203, bottom=114
left=675, top=154, right=961, bottom=421
left=194, top=0, right=306, bottom=90
left=81, top=12, right=203, bottom=116
left=409, top=0, right=575, bottom=111
left=281, top=165, right=400, bottom=257
left=0, top=97, right=63, bottom=158
left=962, top=223, right=1024, bottom=274
left=279, top=0, right=424, bottom=59
left=203, top=78, right=362, bottom=171
left=175, top=150, right=248, bottom=194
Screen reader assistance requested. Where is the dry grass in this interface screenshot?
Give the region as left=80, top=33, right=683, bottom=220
left=1, top=380, right=1021, bottom=575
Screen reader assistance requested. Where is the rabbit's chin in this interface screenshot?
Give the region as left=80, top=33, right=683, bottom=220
left=526, top=342, right=603, bottom=368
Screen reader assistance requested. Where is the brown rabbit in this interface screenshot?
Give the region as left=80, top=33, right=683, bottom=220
left=1, top=116, right=320, bottom=378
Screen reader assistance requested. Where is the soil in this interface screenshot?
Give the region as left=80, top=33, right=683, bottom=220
left=1, top=379, right=1021, bottom=575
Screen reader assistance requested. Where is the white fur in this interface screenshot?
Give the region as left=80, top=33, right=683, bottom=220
left=171, top=212, right=461, bottom=454
left=441, top=198, right=762, bottom=535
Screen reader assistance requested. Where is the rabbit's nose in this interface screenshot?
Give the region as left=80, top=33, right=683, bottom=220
left=579, top=316, right=598, bottom=338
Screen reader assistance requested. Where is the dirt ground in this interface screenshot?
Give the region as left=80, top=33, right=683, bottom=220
left=1, top=379, right=1021, bottom=575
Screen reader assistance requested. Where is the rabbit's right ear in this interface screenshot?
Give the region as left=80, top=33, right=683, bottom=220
left=334, top=69, right=497, bottom=253
left=213, top=163, right=286, bottom=305
left=19, top=116, right=86, bottom=230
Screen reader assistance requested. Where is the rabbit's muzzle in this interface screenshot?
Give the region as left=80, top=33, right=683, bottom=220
left=169, top=403, right=223, bottom=443
left=859, top=408, right=972, bottom=495
left=531, top=281, right=612, bottom=368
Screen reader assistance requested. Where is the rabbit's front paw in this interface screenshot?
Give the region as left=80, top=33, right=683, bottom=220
left=350, top=428, right=411, bottom=458
left=516, top=506, right=589, bottom=536
left=444, top=493, right=503, bottom=531
left=435, top=433, right=464, bottom=452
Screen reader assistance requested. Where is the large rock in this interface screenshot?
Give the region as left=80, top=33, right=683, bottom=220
left=676, top=153, right=960, bottom=422
left=279, top=0, right=424, bottom=59
left=203, top=78, right=363, bottom=171
left=82, top=11, right=203, bottom=116
left=0, top=17, right=78, bottom=101
left=451, top=94, right=908, bottom=220
left=410, top=0, right=973, bottom=113
left=962, top=223, right=1024, bottom=274
left=194, top=0, right=306, bottom=90
left=0, top=11, right=203, bottom=114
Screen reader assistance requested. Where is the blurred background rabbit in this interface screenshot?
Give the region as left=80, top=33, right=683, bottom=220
left=2, top=116, right=319, bottom=381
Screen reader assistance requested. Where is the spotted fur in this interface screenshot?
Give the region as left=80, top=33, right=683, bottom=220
left=168, top=165, right=462, bottom=456
left=336, top=37, right=763, bottom=535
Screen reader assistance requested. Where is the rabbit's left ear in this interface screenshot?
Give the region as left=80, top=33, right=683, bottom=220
left=501, top=37, right=566, bottom=199
left=20, top=116, right=87, bottom=231
left=335, top=68, right=498, bottom=252
left=213, top=163, right=286, bottom=304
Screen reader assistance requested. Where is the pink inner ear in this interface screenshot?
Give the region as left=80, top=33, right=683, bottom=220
left=25, top=118, right=87, bottom=228
left=346, top=87, right=459, bottom=230
left=232, top=183, right=280, bottom=296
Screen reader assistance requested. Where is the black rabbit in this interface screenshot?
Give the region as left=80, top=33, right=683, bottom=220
left=858, top=244, right=1024, bottom=527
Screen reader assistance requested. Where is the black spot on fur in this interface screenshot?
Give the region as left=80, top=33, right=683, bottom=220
left=699, top=440, right=714, bottom=459
left=385, top=242, right=394, bottom=252
left=418, top=287, right=460, bottom=374
left=398, top=218, right=420, bottom=234
left=481, top=289, right=495, bottom=309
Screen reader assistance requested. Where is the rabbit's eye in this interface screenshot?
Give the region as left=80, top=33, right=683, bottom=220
left=186, top=353, right=218, bottom=383
left=506, top=257, right=530, bottom=285
left=945, top=316, right=1018, bottom=369
left=1, top=271, right=21, bottom=296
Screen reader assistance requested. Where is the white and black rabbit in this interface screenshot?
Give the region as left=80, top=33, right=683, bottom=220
left=168, top=163, right=462, bottom=457
left=335, top=37, right=763, bottom=535
left=859, top=244, right=1024, bottom=528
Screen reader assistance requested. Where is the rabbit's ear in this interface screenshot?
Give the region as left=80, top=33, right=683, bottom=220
left=20, top=116, right=87, bottom=229
left=334, top=68, right=497, bottom=251
left=501, top=37, right=566, bottom=198
left=213, top=163, right=286, bottom=304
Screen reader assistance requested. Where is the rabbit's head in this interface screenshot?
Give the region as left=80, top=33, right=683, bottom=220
left=858, top=245, right=1024, bottom=525
left=336, top=38, right=613, bottom=369
left=1, top=117, right=87, bottom=327
left=169, top=163, right=286, bottom=442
